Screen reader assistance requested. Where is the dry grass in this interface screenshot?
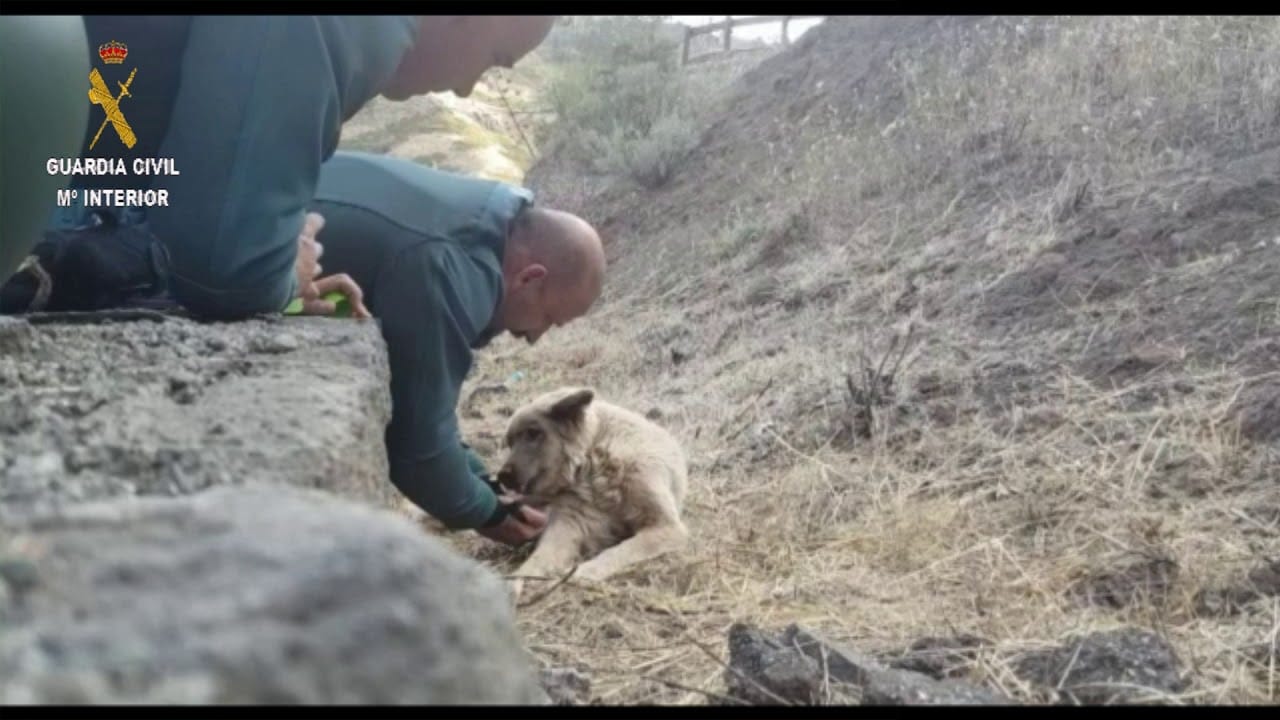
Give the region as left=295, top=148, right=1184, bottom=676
left=398, top=16, right=1280, bottom=704
left=412, top=310, right=1279, bottom=704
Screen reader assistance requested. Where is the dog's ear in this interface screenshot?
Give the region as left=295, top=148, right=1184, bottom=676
left=548, top=388, right=594, bottom=424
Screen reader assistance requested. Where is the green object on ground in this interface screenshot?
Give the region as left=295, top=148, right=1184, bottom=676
left=283, top=291, right=351, bottom=317
left=0, top=16, right=91, bottom=278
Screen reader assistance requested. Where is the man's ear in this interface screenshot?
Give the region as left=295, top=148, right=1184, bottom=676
left=549, top=388, right=594, bottom=423
left=514, top=263, right=547, bottom=289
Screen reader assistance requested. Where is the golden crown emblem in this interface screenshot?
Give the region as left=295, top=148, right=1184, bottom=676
left=98, top=40, right=128, bottom=65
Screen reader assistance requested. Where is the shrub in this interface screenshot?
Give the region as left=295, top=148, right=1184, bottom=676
left=541, top=17, right=702, bottom=188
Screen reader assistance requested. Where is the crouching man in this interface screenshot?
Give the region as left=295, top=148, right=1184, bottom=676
left=312, top=151, right=606, bottom=545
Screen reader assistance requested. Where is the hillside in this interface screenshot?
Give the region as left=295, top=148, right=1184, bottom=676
left=439, top=16, right=1280, bottom=704
left=338, top=58, right=549, bottom=184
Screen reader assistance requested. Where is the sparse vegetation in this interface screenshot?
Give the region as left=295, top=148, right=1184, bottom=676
left=539, top=17, right=702, bottom=188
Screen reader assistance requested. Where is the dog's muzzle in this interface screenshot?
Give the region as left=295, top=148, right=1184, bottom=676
left=496, top=467, right=521, bottom=492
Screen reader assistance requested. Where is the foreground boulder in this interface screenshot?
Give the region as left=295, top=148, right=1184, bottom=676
left=0, top=484, right=546, bottom=704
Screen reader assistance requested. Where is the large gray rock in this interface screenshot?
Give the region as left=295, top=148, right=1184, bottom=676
left=0, top=484, right=545, bottom=704
left=0, top=315, right=397, bottom=511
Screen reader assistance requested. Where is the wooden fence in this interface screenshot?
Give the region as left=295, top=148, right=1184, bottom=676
left=680, top=16, right=825, bottom=66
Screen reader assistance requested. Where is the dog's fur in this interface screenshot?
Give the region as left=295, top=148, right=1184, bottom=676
left=497, top=386, right=689, bottom=599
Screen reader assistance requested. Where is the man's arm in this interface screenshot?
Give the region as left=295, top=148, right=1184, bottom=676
left=377, top=242, right=506, bottom=530
left=392, top=444, right=498, bottom=531
left=461, top=441, right=496, bottom=485
left=146, top=16, right=415, bottom=320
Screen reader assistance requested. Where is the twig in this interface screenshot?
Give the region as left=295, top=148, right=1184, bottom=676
left=888, top=322, right=918, bottom=380
left=762, top=426, right=855, bottom=485
left=684, top=633, right=797, bottom=706
left=516, top=564, right=580, bottom=609
left=464, top=382, right=510, bottom=413
left=1055, top=637, right=1087, bottom=693
left=1268, top=597, right=1278, bottom=702
left=494, top=78, right=538, bottom=161
left=874, top=331, right=899, bottom=386
left=642, top=675, right=750, bottom=705
left=722, top=377, right=775, bottom=441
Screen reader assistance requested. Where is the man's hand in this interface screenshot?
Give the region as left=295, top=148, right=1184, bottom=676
left=477, top=495, right=548, bottom=547
left=292, top=212, right=372, bottom=318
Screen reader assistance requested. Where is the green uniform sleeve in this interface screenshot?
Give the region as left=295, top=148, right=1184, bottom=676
left=378, top=241, right=504, bottom=529
left=461, top=442, right=493, bottom=480
left=394, top=448, right=498, bottom=531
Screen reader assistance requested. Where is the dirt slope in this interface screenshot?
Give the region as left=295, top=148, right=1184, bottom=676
left=435, top=17, right=1279, bottom=703
left=339, top=65, right=545, bottom=184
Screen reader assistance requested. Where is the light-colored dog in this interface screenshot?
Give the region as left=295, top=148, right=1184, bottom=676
left=496, top=386, right=689, bottom=600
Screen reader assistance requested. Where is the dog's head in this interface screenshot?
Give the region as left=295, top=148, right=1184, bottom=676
left=497, top=386, right=596, bottom=499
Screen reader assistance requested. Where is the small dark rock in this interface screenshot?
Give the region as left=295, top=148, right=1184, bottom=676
left=254, top=333, right=300, bottom=354
left=539, top=667, right=591, bottom=705
left=1012, top=628, right=1187, bottom=704
left=1242, top=641, right=1277, bottom=668
left=0, top=317, right=33, bottom=354
left=645, top=408, right=664, bottom=421
left=1067, top=556, right=1179, bottom=610
left=1247, top=557, right=1280, bottom=598
left=0, top=402, right=36, bottom=434
left=1196, top=557, right=1280, bottom=617
left=167, top=372, right=200, bottom=405
left=885, top=634, right=990, bottom=680
left=0, top=559, right=40, bottom=593
left=1232, top=381, right=1280, bottom=443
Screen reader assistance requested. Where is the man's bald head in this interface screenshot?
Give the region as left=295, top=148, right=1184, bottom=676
left=496, top=206, right=605, bottom=345
left=512, top=206, right=605, bottom=300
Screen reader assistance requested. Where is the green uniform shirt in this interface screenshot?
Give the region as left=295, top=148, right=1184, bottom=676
left=313, top=151, right=533, bottom=529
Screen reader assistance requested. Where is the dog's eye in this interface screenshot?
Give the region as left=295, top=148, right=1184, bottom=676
left=524, top=427, right=543, bottom=443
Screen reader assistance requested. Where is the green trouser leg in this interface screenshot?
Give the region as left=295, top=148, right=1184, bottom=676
left=0, top=16, right=90, bottom=278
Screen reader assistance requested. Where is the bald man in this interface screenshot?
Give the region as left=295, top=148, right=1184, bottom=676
left=312, top=151, right=605, bottom=545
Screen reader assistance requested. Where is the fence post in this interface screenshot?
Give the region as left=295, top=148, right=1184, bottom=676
left=722, top=17, right=733, bottom=55
left=681, top=25, right=691, bottom=66
left=782, top=16, right=791, bottom=45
